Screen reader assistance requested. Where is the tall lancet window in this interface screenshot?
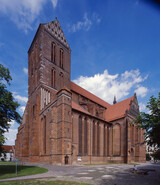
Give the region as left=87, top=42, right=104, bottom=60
left=43, top=116, right=46, bottom=154
left=78, top=116, right=82, bottom=155
left=84, top=117, right=88, bottom=155
left=59, top=72, right=64, bottom=89
left=51, top=68, right=56, bottom=88
left=92, top=120, right=95, bottom=155
left=51, top=42, right=56, bottom=63
left=97, top=122, right=100, bottom=156
left=60, top=48, right=64, bottom=68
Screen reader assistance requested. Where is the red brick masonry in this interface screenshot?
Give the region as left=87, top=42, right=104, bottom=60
left=15, top=19, right=146, bottom=165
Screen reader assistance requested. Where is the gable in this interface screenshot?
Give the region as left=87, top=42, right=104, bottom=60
left=128, top=95, right=140, bottom=117
left=44, top=19, right=70, bottom=49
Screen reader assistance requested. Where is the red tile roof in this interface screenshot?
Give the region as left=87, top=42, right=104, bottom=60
left=106, top=96, right=134, bottom=121
left=71, top=82, right=111, bottom=108
left=2, top=145, right=14, bottom=153
left=72, top=101, right=91, bottom=115
left=71, top=81, right=135, bottom=122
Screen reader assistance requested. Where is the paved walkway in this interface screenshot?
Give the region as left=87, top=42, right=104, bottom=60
left=0, top=162, right=160, bottom=185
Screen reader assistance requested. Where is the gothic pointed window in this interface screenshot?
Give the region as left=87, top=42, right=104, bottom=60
left=78, top=116, right=82, bottom=155
left=113, top=124, right=121, bottom=156
left=51, top=42, right=56, bottom=63
left=92, top=120, right=95, bottom=155
left=43, top=116, right=46, bottom=154
left=51, top=68, right=56, bottom=89
left=97, top=122, right=100, bottom=156
left=60, top=48, right=64, bottom=68
left=104, top=125, right=106, bottom=156
left=84, top=117, right=88, bottom=155
left=59, top=72, right=64, bottom=89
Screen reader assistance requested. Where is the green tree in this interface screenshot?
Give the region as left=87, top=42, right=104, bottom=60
left=0, top=64, right=21, bottom=153
left=134, top=92, right=160, bottom=148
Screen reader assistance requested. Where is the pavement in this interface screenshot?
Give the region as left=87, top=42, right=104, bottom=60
left=0, top=161, right=160, bottom=185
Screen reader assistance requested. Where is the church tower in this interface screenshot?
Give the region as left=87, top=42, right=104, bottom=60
left=26, top=19, right=72, bottom=164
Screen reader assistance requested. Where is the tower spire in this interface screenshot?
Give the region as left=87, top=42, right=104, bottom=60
left=113, top=95, right=117, bottom=104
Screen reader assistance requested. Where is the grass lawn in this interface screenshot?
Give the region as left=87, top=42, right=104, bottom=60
left=0, top=179, right=91, bottom=185
left=0, top=161, right=19, bottom=165
left=0, top=165, right=48, bottom=179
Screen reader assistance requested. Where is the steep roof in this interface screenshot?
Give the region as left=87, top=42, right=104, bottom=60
left=71, top=82, right=136, bottom=122
left=2, top=145, right=14, bottom=153
left=43, top=19, right=70, bottom=49
left=71, top=82, right=111, bottom=108
left=106, top=96, right=135, bottom=122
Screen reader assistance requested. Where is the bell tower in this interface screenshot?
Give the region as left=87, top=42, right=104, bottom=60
left=26, top=19, right=72, bottom=164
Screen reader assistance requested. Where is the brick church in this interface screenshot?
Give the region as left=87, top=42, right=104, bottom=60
left=15, top=19, right=146, bottom=165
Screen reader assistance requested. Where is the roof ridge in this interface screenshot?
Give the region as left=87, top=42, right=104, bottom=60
left=112, top=95, right=134, bottom=106
left=71, top=81, right=111, bottom=108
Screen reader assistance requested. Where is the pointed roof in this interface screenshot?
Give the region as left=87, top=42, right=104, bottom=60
left=71, top=82, right=111, bottom=108
left=44, top=19, right=70, bottom=49
left=71, top=82, right=137, bottom=122
left=106, top=96, right=135, bottom=121
left=113, top=95, right=117, bottom=104
left=2, top=145, right=14, bottom=153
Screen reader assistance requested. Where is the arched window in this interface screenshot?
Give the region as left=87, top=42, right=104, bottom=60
left=51, top=42, right=56, bottom=62
left=104, top=125, right=106, bottom=156
left=78, top=116, right=82, bottom=155
left=96, top=110, right=99, bottom=117
left=92, top=120, right=95, bottom=155
left=33, top=105, right=36, bottom=118
left=131, top=125, right=134, bottom=145
left=135, top=128, right=138, bottom=143
left=51, top=68, right=56, bottom=88
left=59, top=72, right=64, bottom=89
left=84, top=118, right=88, bottom=155
left=60, top=48, right=64, bottom=68
left=43, top=116, right=46, bottom=154
left=113, top=124, right=121, bottom=156
left=97, top=122, right=100, bottom=156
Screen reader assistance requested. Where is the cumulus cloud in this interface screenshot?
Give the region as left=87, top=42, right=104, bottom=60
left=4, top=120, right=17, bottom=145
left=135, top=86, right=148, bottom=98
left=4, top=128, right=18, bottom=145
left=0, top=0, right=59, bottom=33
left=13, top=92, right=28, bottom=103
left=139, top=102, right=146, bottom=112
left=23, top=67, right=28, bottom=74
left=19, top=106, right=25, bottom=113
left=73, top=69, right=148, bottom=104
left=69, top=13, right=101, bottom=33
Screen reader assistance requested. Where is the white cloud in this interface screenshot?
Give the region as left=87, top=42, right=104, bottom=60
left=19, top=106, right=25, bottom=113
left=4, top=128, right=18, bottom=145
left=23, top=67, right=28, bottom=74
left=135, top=86, right=148, bottom=97
left=0, top=0, right=59, bottom=33
left=139, top=102, right=146, bottom=112
left=13, top=93, right=28, bottom=103
left=51, top=0, right=58, bottom=8
left=69, top=13, right=93, bottom=32
left=4, top=120, right=17, bottom=145
left=73, top=69, right=148, bottom=104
left=70, top=13, right=92, bottom=32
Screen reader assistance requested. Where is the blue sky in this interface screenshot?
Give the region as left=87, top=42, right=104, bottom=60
left=0, top=0, right=160, bottom=145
